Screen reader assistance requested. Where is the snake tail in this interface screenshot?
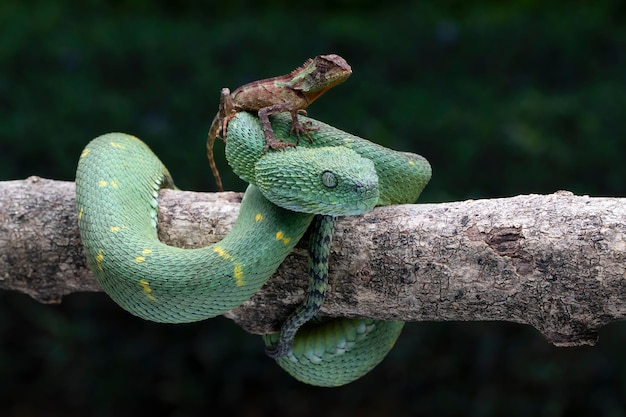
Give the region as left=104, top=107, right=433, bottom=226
left=262, top=213, right=403, bottom=386
left=265, top=214, right=336, bottom=358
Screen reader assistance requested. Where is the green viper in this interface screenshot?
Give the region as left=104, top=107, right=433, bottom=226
left=76, top=112, right=431, bottom=386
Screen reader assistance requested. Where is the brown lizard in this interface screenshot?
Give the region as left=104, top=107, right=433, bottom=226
left=207, top=54, right=352, bottom=191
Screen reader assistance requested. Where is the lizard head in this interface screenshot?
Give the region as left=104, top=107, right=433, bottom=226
left=289, top=54, right=352, bottom=101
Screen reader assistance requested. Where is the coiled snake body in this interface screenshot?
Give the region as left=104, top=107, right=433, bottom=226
left=76, top=112, right=430, bottom=386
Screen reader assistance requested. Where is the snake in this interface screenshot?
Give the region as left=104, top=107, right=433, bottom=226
left=75, top=111, right=431, bottom=386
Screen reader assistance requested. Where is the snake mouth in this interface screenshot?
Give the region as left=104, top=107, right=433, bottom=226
left=350, top=185, right=379, bottom=214
left=261, top=188, right=379, bottom=216
left=316, top=187, right=379, bottom=216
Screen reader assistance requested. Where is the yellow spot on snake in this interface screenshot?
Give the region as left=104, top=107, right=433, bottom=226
left=234, top=264, right=244, bottom=286
left=408, top=160, right=415, bottom=166
left=78, top=207, right=84, bottom=221
left=255, top=213, right=263, bottom=222
left=110, top=141, right=126, bottom=149
left=110, top=180, right=119, bottom=188
left=95, top=250, right=104, bottom=271
left=98, top=180, right=108, bottom=187
left=80, top=148, right=90, bottom=158
left=134, top=248, right=151, bottom=263
left=213, top=247, right=242, bottom=285
left=139, top=279, right=157, bottom=301
left=213, top=246, right=232, bottom=260
left=275, top=231, right=291, bottom=245
left=109, top=226, right=120, bottom=233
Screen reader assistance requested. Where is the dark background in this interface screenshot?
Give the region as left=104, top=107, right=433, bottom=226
left=2, top=1, right=626, bottom=416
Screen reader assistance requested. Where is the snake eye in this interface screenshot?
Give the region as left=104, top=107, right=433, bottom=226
left=321, top=171, right=337, bottom=188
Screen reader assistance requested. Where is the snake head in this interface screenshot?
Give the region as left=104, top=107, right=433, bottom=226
left=255, top=146, right=379, bottom=216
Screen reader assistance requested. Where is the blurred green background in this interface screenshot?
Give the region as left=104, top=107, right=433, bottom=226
left=2, top=1, right=626, bottom=416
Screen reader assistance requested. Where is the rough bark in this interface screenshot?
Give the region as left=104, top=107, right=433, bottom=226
left=1, top=177, right=625, bottom=347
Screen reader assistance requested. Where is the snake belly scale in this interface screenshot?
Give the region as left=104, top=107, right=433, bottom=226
left=76, top=113, right=430, bottom=386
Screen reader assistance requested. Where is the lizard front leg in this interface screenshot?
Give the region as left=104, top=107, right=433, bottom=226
left=258, top=105, right=319, bottom=150
left=257, top=104, right=298, bottom=152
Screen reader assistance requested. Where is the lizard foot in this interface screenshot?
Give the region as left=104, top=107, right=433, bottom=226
left=263, top=137, right=296, bottom=153
left=290, top=110, right=318, bottom=144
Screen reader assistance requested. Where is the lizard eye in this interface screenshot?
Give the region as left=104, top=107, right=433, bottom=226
left=321, top=171, right=337, bottom=188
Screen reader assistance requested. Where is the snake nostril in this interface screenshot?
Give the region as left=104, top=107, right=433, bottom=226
left=355, top=182, right=374, bottom=196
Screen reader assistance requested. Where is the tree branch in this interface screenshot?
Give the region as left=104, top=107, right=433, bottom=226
left=2, top=177, right=625, bottom=347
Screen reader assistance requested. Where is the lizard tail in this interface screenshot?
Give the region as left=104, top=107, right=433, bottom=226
left=207, top=114, right=224, bottom=192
